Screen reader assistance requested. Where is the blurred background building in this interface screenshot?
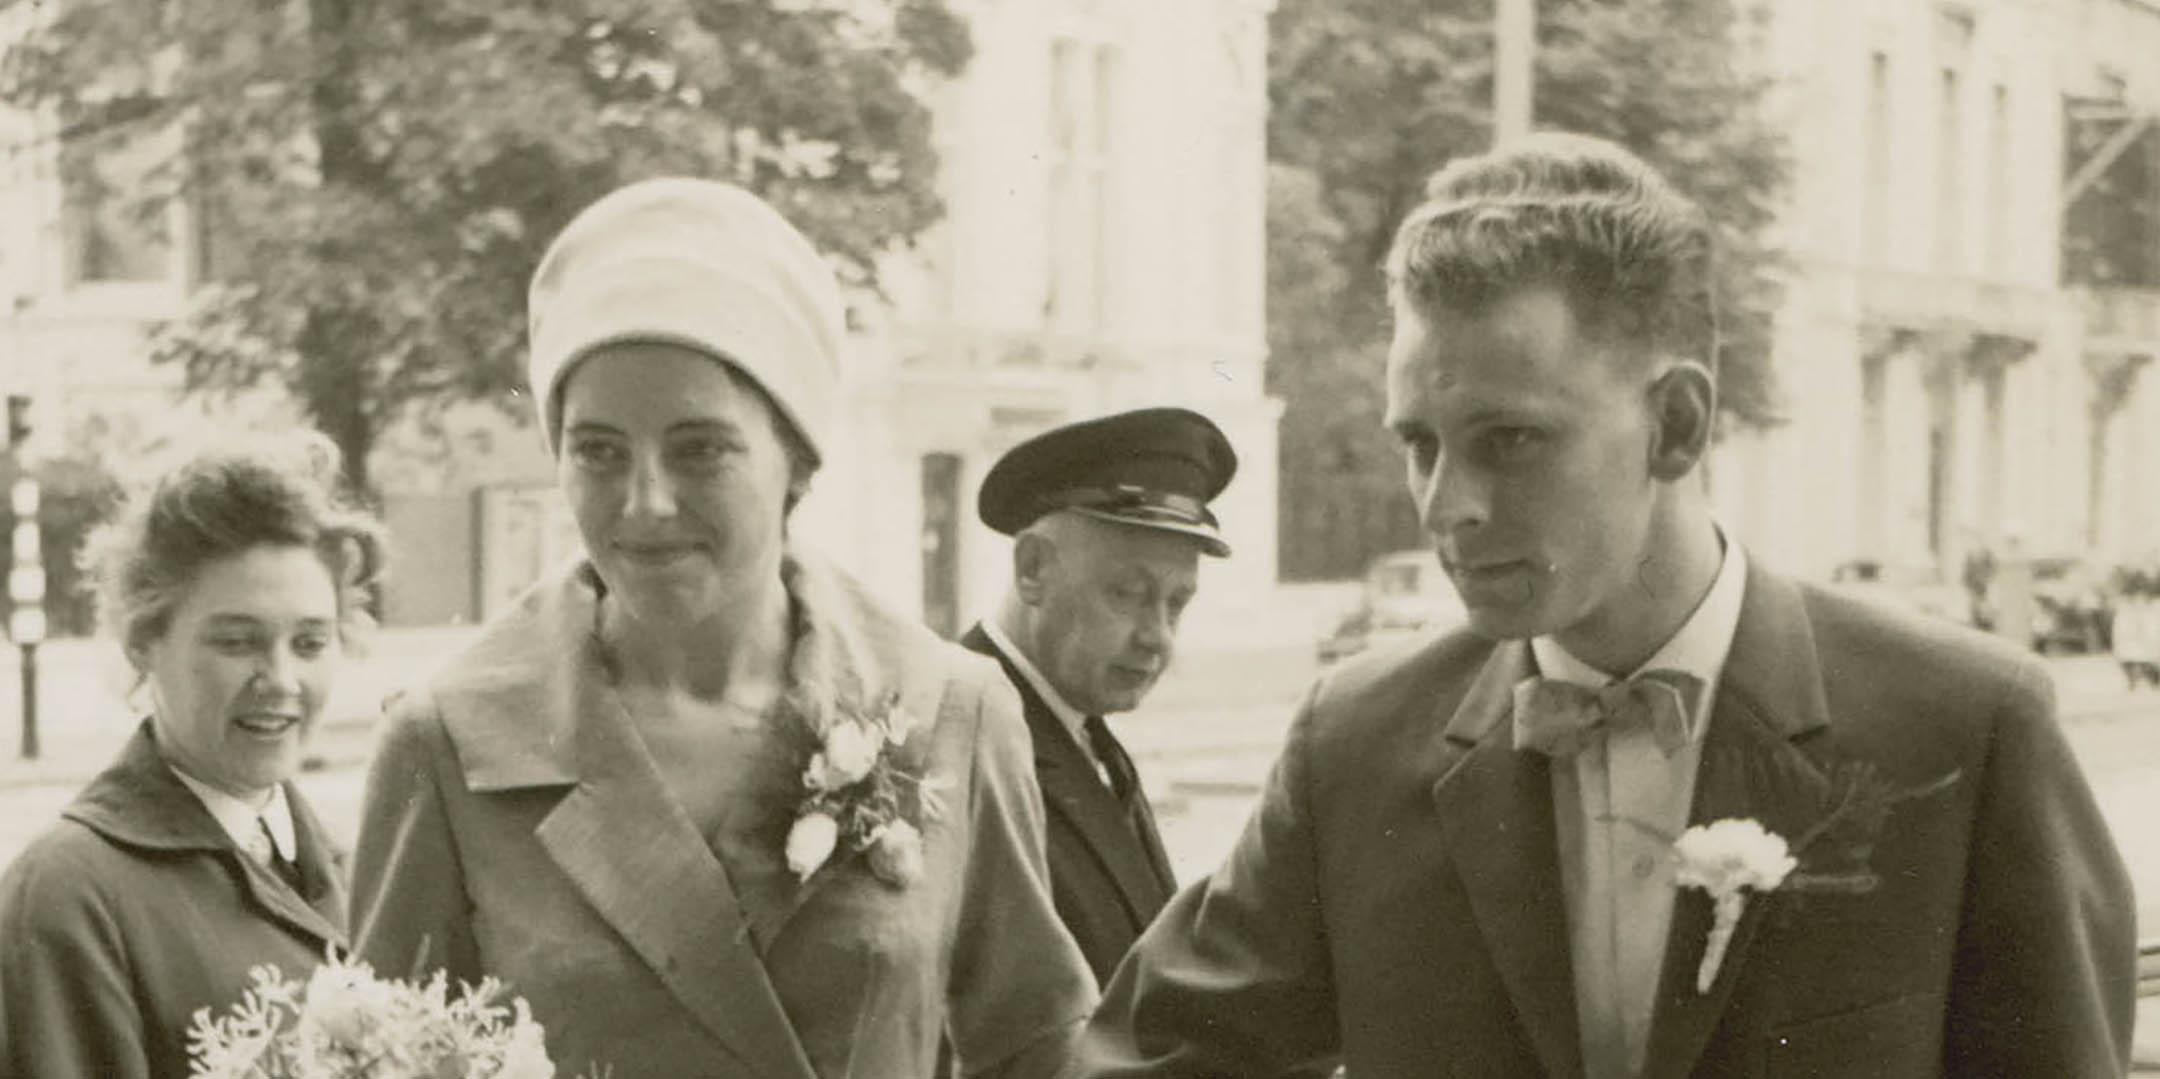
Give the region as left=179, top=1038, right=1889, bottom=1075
left=1715, top=0, right=2160, bottom=595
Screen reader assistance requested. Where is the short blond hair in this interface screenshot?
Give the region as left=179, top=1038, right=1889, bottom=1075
left=1386, top=132, right=1718, bottom=369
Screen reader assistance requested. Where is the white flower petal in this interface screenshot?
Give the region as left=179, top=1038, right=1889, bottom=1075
left=786, top=812, right=840, bottom=879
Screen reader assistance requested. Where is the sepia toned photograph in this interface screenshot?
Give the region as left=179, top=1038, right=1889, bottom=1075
left=0, top=0, right=2155, bottom=1075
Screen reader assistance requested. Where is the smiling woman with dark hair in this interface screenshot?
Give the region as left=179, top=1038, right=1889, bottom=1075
left=0, top=433, right=382, bottom=1079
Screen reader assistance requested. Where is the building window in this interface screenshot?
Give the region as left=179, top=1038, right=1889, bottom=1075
left=1212, top=122, right=1238, bottom=334
left=60, top=119, right=174, bottom=286
left=1858, top=351, right=1889, bottom=555
left=1935, top=65, right=1963, bottom=273
left=1932, top=7, right=1972, bottom=275
left=1984, top=84, right=2010, bottom=277
left=1212, top=13, right=1262, bottom=339
left=1046, top=36, right=1115, bottom=334
left=1864, top=51, right=1892, bottom=266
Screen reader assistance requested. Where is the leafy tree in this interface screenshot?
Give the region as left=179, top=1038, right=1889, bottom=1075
left=1268, top=0, right=1790, bottom=579
left=3, top=0, right=972, bottom=499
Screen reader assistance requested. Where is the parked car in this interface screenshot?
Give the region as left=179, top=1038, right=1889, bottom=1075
left=1316, top=550, right=1468, bottom=664
left=1828, top=559, right=1973, bottom=625
left=1831, top=554, right=2113, bottom=654
left=2028, top=556, right=2113, bottom=654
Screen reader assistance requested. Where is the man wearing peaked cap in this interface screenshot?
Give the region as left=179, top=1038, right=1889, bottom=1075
left=959, top=407, right=1237, bottom=987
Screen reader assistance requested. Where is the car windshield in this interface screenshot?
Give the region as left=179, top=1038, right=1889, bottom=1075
left=1373, top=563, right=1422, bottom=595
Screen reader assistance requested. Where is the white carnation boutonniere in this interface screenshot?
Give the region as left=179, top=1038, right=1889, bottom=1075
left=1671, top=818, right=1797, bottom=993
left=788, top=692, right=949, bottom=888
left=1668, top=749, right=1965, bottom=995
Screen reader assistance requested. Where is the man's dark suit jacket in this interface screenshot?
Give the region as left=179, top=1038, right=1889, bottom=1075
left=1078, top=562, right=2136, bottom=1078
left=962, top=623, right=1176, bottom=985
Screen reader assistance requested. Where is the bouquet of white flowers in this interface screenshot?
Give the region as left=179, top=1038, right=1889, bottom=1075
left=187, top=950, right=564, bottom=1079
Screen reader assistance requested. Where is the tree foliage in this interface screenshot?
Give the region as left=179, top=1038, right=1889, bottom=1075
left=3, top=0, right=971, bottom=497
left=1268, top=0, right=1791, bottom=579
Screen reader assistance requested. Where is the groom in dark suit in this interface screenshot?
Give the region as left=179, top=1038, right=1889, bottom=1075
left=1075, top=133, right=2135, bottom=1078
left=961, top=407, right=1238, bottom=986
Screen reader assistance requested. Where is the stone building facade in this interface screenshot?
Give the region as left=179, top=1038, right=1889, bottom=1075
left=1717, top=0, right=2160, bottom=587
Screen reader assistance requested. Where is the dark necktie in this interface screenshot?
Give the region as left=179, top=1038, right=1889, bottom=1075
left=1511, top=669, right=1704, bottom=758
left=257, top=817, right=304, bottom=893
left=1084, top=714, right=1140, bottom=803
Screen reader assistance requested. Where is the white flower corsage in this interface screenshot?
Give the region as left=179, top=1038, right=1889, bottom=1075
left=1671, top=818, right=1797, bottom=993
left=787, top=692, right=947, bottom=888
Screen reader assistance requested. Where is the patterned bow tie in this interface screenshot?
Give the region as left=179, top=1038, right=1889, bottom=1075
left=1511, top=669, right=1705, bottom=758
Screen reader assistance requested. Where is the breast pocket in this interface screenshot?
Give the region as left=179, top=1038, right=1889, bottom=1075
left=1764, top=993, right=1944, bottom=1078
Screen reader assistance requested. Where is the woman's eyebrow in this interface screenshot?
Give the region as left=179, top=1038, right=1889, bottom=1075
left=666, top=418, right=743, bottom=435
left=562, top=419, right=624, bottom=436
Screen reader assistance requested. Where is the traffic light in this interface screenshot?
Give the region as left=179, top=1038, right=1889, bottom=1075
left=4, top=394, right=27, bottom=453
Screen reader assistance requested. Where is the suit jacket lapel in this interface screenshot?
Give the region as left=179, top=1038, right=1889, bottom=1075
left=1430, top=640, right=1583, bottom=1079
left=1642, top=565, right=1833, bottom=1079
left=963, top=625, right=1172, bottom=918
left=1126, top=767, right=1176, bottom=892
left=1033, top=700, right=1175, bottom=915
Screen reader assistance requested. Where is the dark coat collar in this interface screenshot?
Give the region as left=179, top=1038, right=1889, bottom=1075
left=64, top=720, right=236, bottom=854
left=63, top=719, right=347, bottom=947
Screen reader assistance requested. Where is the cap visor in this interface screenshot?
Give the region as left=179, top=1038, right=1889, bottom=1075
left=1067, top=507, right=1232, bottom=557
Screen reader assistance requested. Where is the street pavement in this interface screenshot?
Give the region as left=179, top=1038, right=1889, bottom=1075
left=5, top=627, right=2160, bottom=1063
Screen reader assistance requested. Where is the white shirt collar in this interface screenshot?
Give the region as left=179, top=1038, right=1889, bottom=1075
left=170, top=765, right=296, bottom=863
left=1529, top=532, right=1749, bottom=741
left=981, top=618, right=1093, bottom=744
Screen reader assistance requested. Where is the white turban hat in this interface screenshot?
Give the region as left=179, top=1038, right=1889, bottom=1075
left=526, top=177, right=846, bottom=466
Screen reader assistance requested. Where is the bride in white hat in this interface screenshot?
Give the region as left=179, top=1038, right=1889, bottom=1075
left=350, top=178, right=1094, bottom=1079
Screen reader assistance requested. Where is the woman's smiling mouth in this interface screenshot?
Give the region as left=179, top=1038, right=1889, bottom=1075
left=232, top=712, right=300, bottom=737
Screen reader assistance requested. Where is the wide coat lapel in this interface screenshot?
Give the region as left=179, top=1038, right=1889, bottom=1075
left=960, top=624, right=1172, bottom=920
left=438, top=564, right=817, bottom=1079
left=1429, top=639, right=1583, bottom=1079
left=1641, top=565, right=1833, bottom=1079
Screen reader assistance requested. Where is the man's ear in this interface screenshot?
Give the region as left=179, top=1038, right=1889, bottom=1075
left=1013, top=532, right=1054, bottom=606
left=1646, top=361, right=1716, bottom=481
left=123, top=633, right=150, bottom=676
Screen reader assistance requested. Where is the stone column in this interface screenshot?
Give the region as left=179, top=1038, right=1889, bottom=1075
left=1916, top=328, right=1977, bottom=578
left=2085, top=349, right=2152, bottom=553
left=1968, top=333, right=2037, bottom=550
